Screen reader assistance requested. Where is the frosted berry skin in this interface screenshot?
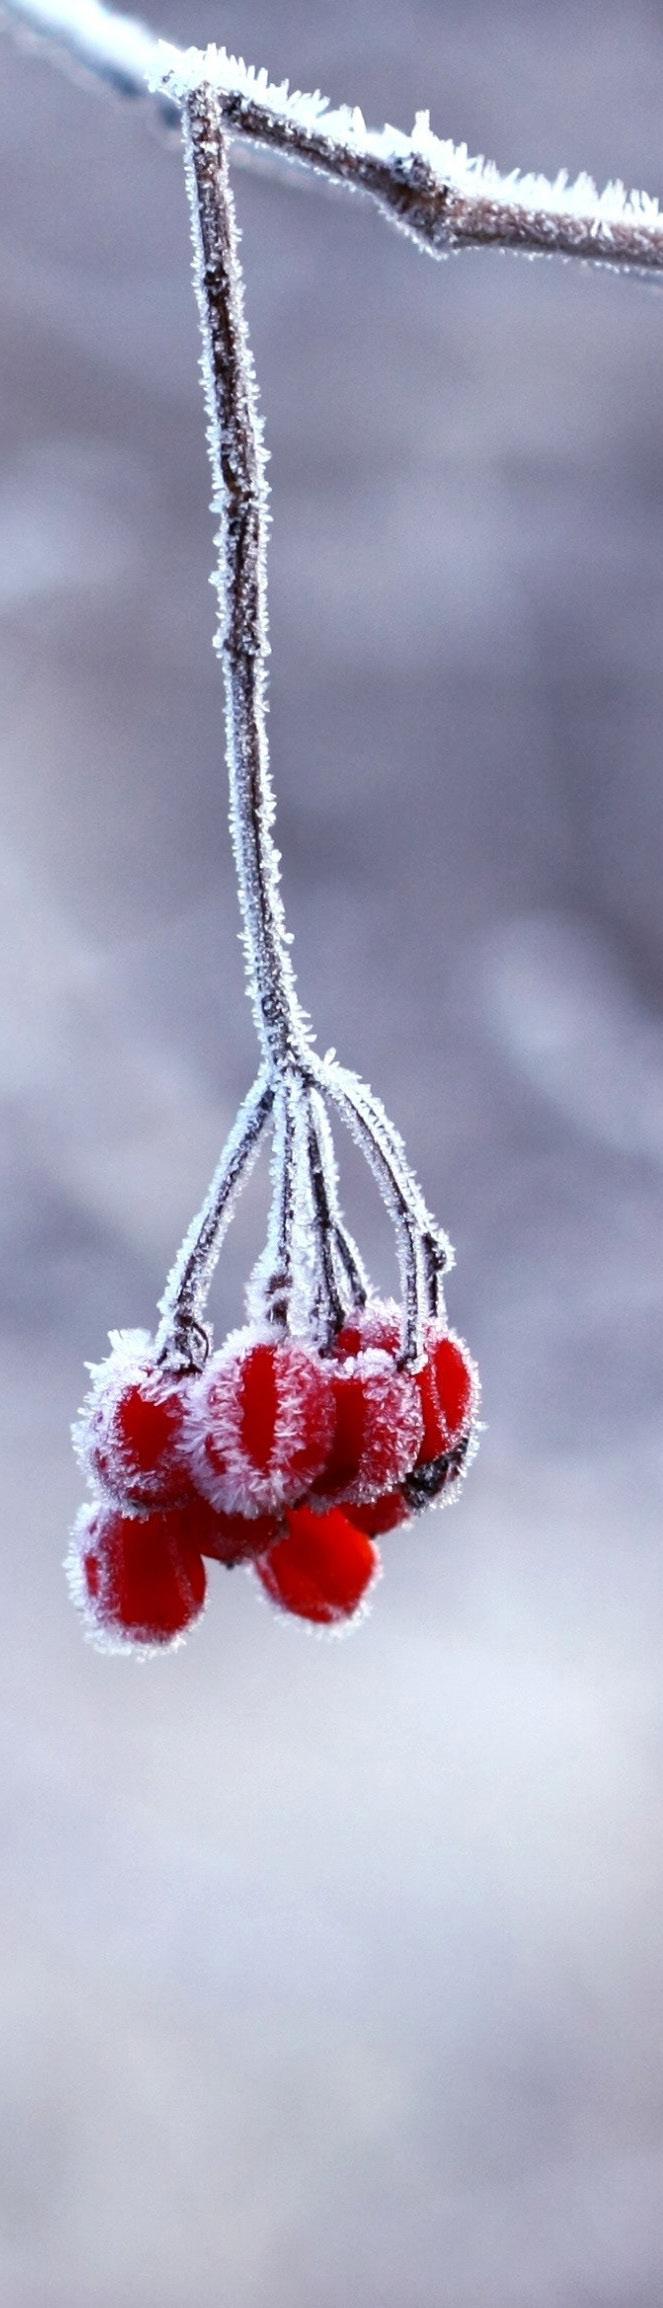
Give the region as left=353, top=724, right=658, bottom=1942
left=334, top=1303, right=478, bottom=1462
left=413, top=1325, right=479, bottom=1468
left=74, top=1330, right=196, bottom=1513
left=254, top=1504, right=380, bottom=1627
left=331, top=1310, right=479, bottom=1529
left=186, top=1328, right=335, bottom=1517
left=312, top=1347, right=422, bottom=1507
left=66, top=1500, right=206, bottom=1653
left=333, top=1298, right=402, bottom=1361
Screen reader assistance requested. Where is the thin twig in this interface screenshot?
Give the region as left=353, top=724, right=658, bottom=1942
left=246, top=1074, right=299, bottom=1329
left=309, top=1059, right=429, bottom=1361
left=168, top=82, right=441, bottom=1351
left=4, top=0, right=663, bottom=278
left=304, top=1088, right=369, bottom=1341
left=182, top=85, right=308, bottom=1073
left=315, top=1057, right=451, bottom=1271
left=155, top=1069, right=273, bottom=1366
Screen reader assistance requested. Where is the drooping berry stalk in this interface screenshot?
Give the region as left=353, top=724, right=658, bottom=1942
left=303, top=1088, right=368, bottom=1334
left=155, top=1066, right=273, bottom=1369
left=182, top=85, right=306, bottom=1075
left=67, top=66, right=481, bottom=1656
left=167, top=78, right=455, bottom=1362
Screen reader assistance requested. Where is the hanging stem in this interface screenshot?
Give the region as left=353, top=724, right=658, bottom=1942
left=171, top=81, right=454, bottom=1351
left=245, top=1072, right=301, bottom=1330
left=305, top=1055, right=450, bottom=1356
left=332, top=1067, right=452, bottom=1315
left=266, top=1078, right=297, bottom=1323
left=303, top=1088, right=369, bottom=1344
left=182, top=85, right=308, bottom=1074
left=305, top=1057, right=426, bottom=1359
left=155, top=1069, right=274, bottom=1367
left=308, top=1094, right=369, bottom=1316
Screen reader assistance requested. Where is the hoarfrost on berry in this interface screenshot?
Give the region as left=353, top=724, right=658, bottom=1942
left=73, top=1330, right=198, bottom=1512
left=413, top=1325, right=479, bottom=1467
left=313, top=1345, right=423, bottom=1507
left=185, top=1325, right=335, bottom=1516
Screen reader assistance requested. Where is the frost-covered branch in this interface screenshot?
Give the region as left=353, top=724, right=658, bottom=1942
left=4, top=0, right=663, bottom=277
left=161, top=43, right=663, bottom=278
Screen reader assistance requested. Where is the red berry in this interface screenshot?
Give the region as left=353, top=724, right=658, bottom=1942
left=348, top=1490, right=413, bottom=1536
left=187, top=1329, right=335, bottom=1517
left=313, top=1349, right=422, bottom=1506
left=254, top=1504, right=379, bottom=1627
left=414, top=1327, right=478, bottom=1465
left=334, top=1298, right=402, bottom=1359
left=66, top=1501, right=206, bottom=1652
left=75, top=1331, right=195, bottom=1511
left=185, top=1497, right=280, bottom=1566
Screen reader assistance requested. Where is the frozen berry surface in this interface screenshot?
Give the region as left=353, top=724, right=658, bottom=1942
left=414, top=1327, right=478, bottom=1466
left=75, top=1331, right=196, bottom=1511
left=188, top=1329, right=334, bottom=1516
left=313, top=1348, right=422, bottom=1506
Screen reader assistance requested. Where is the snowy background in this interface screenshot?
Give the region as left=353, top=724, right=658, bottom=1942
left=1, top=4, right=662, bottom=2303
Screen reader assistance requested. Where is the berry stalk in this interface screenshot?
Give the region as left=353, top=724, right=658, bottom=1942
left=155, top=1069, right=274, bottom=1370
left=182, top=85, right=308, bottom=1074
left=67, top=80, right=482, bottom=1654
left=161, top=81, right=459, bottom=1365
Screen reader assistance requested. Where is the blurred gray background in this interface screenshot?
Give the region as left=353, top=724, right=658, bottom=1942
left=1, top=4, right=662, bottom=2303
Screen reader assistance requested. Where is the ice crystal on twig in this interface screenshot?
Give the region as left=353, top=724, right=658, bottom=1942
left=4, top=0, right=663, bottom=274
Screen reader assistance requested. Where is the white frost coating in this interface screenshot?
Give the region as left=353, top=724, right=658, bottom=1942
left=184, top=1324, right=335, bottom=1516
left=5, top=4, right=663, bottom=269
left=153, top=39, right=663, bottom=266
left=408, top=110, right=663, bottom=228
left=155, top=40, right=411, bottom=164
left=312, top=1056, right=452, bottom=1357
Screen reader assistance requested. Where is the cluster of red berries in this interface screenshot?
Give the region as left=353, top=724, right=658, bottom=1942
left=67, top=1303, right=479, bottom=1651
